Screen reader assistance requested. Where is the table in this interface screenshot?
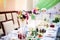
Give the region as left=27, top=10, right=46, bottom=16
left=2, top=22, right=60, bottom=40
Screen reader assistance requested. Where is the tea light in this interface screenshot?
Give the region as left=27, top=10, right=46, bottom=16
left=10, top=37, right=18, bottom=40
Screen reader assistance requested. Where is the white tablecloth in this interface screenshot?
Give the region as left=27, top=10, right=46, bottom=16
left=2, top=22, right=60, bottom=40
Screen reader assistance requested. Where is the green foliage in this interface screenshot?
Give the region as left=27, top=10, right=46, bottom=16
left=31, top=14, right=35, bottom=20
left=36, top=0, right=60, bottom=10
left=52, top=17, right=59, bottom=23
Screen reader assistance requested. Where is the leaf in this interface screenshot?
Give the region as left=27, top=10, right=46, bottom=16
left=31, top=14, right=35, bottom=20
left=36, top=0, right=60, bottom=10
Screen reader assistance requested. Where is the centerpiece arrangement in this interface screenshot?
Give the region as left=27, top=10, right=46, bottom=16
left=16, top=8, right=60, bottom=40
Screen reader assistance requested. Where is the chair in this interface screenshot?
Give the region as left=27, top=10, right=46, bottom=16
left=2, top=21, right=14, bottom=35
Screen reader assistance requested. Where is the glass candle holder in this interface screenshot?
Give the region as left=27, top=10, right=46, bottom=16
left=50, top=24, right=55, bottom=28
left=18, top=33, right=26, bottom=39
left=18, top=34, right=22, bottom=39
